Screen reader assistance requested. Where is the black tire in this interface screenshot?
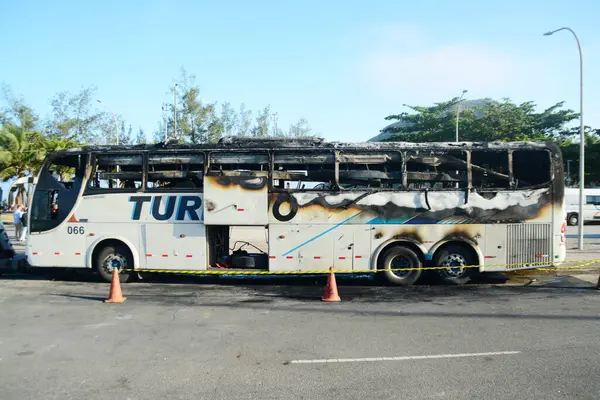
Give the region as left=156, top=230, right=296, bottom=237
left=567, top=213, right=578, bottom=226
left=95, top=244, right=133, bottom=283
left=433, top=244, right=476, bottom=285
left=231, top=255, right=256, bottom=268
left=378, top=245, right=422, bottom=286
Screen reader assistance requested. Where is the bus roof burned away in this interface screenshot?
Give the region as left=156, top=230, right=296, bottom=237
left=44, top=137, right=562, bottom=195
left=47, top=135, right=561, bottom=154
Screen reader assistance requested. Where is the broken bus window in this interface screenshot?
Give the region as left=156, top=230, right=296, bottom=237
left=272, top=151, right=336, bottom=191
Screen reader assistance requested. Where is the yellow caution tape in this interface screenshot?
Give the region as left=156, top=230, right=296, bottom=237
left=125, top=259, right=600, bottom=276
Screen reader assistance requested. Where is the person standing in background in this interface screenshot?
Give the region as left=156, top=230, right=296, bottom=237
left=19, top=207, right=28, bottom=242
left=13, top=205, right=23, bottom=240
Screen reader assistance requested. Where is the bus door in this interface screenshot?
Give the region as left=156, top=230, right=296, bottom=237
left=203, top=152, right=269, bottom=225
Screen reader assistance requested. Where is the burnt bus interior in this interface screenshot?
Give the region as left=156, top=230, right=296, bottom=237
left=31, top=139, right=559, bottom=270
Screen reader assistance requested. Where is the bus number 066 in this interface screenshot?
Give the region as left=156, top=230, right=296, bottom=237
left=67, top=226, right=85, bottom=235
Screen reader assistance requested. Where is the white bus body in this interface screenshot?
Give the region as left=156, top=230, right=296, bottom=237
left=564, top=187, right=600, bottom=226
left=26, top=138, right=566, bottom=285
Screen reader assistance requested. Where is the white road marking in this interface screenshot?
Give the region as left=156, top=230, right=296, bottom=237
left=288, top=351, right=521, bottom=364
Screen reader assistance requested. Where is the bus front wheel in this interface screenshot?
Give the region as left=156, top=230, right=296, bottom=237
left=95, top=244, right=133, bottom=283
left=378, top=245, right=422, bottom=286
left=567, top=213, right=578, bottom=226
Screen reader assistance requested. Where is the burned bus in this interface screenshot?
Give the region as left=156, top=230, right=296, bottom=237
left=26, top=137, right=566, bottom=285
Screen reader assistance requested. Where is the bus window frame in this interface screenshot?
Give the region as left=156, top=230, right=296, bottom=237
left=335, top=149, right=404, bottom=191
left=270, top=149, right=338, bottom=192
left=205, top=150, right=270, bottom=179
left=509, top=148, right=554, bottom=190
left=402, top=149, right=470, bottom=192
left=84, top=152, right=145, bottom=195
left=146, top=150, right=205, bottom=192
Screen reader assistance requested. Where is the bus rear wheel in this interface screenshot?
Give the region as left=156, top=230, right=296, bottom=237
left=567, top=213, right=578, bottom=226
left=433, top=244, right=476, bottom=285
left=378, top=245, right=422, bottom=286
left=96, top=244, right=133, bottom=283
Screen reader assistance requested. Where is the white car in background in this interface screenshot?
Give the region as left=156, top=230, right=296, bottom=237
left=564, top=187, right=600, bottom=226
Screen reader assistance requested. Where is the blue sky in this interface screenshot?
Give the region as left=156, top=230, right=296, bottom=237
left=1, top=0, right=599, bottom=145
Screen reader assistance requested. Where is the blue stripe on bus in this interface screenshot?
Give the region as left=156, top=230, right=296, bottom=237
left=281, top=211, right=365, bottom=257
left=367, top=216, right=416, bottom=224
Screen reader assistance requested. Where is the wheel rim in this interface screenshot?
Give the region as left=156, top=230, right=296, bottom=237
left=440, top=253, right=467, bottom=277
left=389, top=255, right=413, bottom=278
left=102, top=253, right=127, bottom=275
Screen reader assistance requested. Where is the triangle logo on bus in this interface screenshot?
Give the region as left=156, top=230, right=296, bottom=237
left=67, top=214, right=79, bottom=223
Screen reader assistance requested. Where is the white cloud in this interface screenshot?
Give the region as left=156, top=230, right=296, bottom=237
left=358, top=24, right=521, bottom=100
left=363, top=43, right=519, bottom=96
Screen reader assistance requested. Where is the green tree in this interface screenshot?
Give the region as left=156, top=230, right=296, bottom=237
left=237, top=103, right=252, bottom=137
left=168, top=68, right=222, bottom=144
left=0, top=92, right=45, bottom=189
left=0, top=124, right=44, bottom=182
left=287, top=117, right=312, bottom=137
left=251, top=106, right=271, bottom=137
left=382, top=98, right=581, bottom=143
left=135, top=128, right=147, bottom=144
left=155, top=68, right=314, bottom=142
left=46, top=86, right=113, bottom=144
left=220, top=102, right=237, bottom=137
left=117, top=121, right=133, bottom=145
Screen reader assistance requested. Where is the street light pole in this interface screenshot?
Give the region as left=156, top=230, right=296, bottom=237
left=97, top=99, right=119, bottom=145
left=162, top=104, right=168, bottom=142
left=544, top=27, right=584, bottom=250
left=272, top=112, right=278, bottom=136
left=173, top=84, right=178, bottom=140
left=456, top=90, right=468, bottom=142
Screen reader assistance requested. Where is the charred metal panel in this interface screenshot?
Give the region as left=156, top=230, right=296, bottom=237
left=269, top=188, right=552, bottom=225
left=209, top=153, right=269, bottom=165
left=204, top=172, right=268, bottom=225
left=149, top=154, right=204, bottom=164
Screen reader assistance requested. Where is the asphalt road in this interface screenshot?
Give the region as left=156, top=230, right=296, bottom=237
left=1, top=274, right=600, bottom=400
left=1, top=224, right=600, bottom=399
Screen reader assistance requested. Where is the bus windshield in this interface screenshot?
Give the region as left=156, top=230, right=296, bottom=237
left=30, top=152, right=88, bottom=233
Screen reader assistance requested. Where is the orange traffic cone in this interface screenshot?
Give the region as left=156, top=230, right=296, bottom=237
left=105, top=268, right=127, bottom=303
left=321, top=267, right=341, bottom=302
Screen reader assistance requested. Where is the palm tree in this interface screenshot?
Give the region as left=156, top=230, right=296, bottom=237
left=0, top=124, right=81, bottom=206
left=0, top=123, right=45, bottom=206
left=40, top=137, right=80, bottom=180
left=0, top=123, right=45, bottom=204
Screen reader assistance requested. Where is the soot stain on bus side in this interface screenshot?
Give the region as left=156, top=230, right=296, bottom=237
left=269, top=190, right=553, bottom=224
left=209, top=175, right=268, bottom=191
left=299, top=203, right=363, bottom=218
left=440, top=227, right=481, bottom=245
left=391, top=229, right=423, bottom=244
